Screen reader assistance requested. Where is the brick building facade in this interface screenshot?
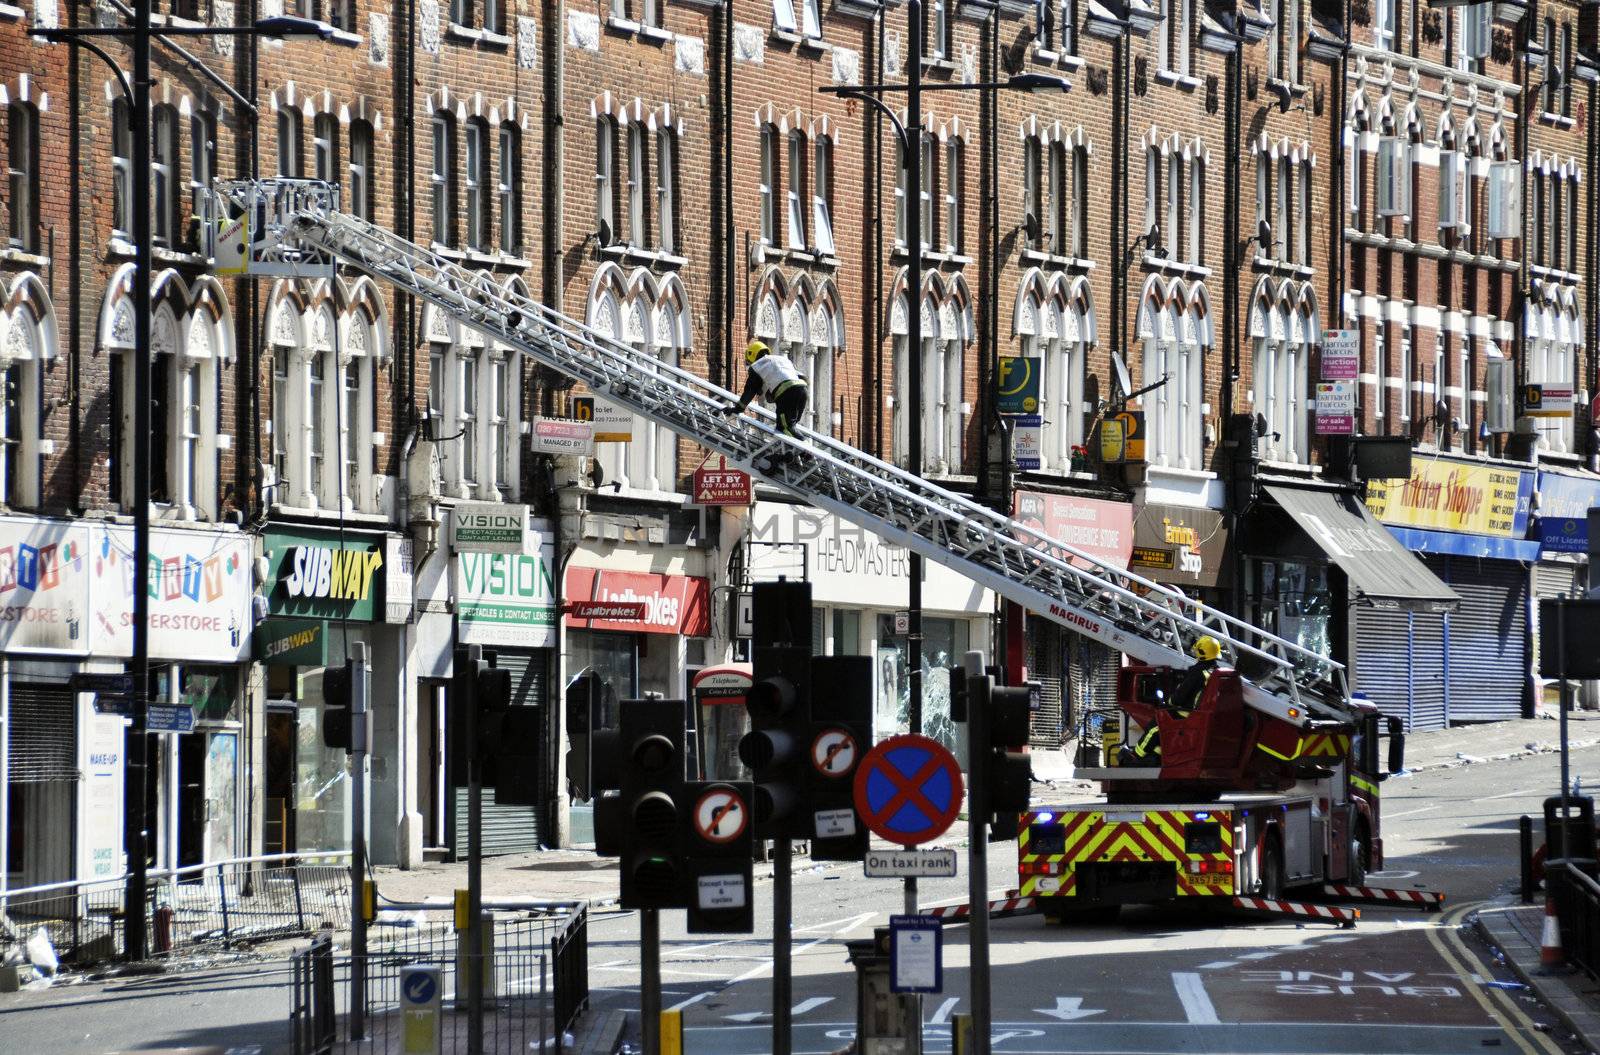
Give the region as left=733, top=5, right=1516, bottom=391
left=0, top=0, right=1594, bottom=881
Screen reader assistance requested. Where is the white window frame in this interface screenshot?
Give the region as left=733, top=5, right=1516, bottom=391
left=813, top=136, right=836, bottom=256
left=1372, top=322, right=1387, bottom=422
left=787, top=130, right=808, bottom=251
left=1438, top=149, right=1464, bottom=230
left=655, top=127, right=675, bottom=253
left=760, top=124, right=780, bottom=247
left=432, top=112, right=454, bottom=246
left=801, top=0, right=821, bottom=39
left=152, top=106, right=179, bottom=247
left=1375, top=137, right=1410, bottom=218
left=944, top=138, right=962, bottom=255
left=920, top=131, right=936, bottom=252
left=465, top=117, right=489, bottom=252
left=112, top=101, right=133, bottom=239
left=1024, top=138, right=1043, bottom=252
left=1189, top=155, right=1205, bottom=266
left=1374, top=0, right=1396, bottom=51
left=1398, top=325, right=1412, bottom=424
left=772, top=0, right=797, bottom=34
left=1486, top=160, right=1521, bottom=241
left=596, top=117, right=617, bottom=243
left=498, top=122, right=519, bottom=252
left=349, top=120, right=374, bottom=223
left=626, top=122, right=647, bottom=247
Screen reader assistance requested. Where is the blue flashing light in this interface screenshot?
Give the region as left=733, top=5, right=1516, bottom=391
left=1035, top=812, right=1055, bottom=824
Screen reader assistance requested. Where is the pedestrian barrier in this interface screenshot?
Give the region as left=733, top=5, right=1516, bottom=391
left=289, top=903, right=589, bottom=1055
left=0, top=851, right=351, bottom=965
left=1547, top=860, right=1600, bottom=977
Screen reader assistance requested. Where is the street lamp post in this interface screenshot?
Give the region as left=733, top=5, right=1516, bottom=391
left=822, top=43, right=1066, bottom=1055
left=39, top=9, right=331, bottom=963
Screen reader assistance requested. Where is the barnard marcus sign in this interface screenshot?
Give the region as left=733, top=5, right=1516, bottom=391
left=454, top=519, right=558, bottom=648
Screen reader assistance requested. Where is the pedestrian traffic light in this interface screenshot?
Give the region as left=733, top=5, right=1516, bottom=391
left=682, top=780, right=756, bottom=933
left=321, top=661, right=354, bottom=752
left=609, top=698, right=689, bottom=910
left=739, top=580, right=813, bottom=841
left=808, top=655, right=872, bottom=861
left=973, top=674, right=1033, bottom=839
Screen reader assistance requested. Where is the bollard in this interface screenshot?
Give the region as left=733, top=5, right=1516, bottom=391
left=660, top=1009, right=684, bottom=1055
left=153, top=905, right=174, bottom=954
left=1521, top=815, right=1535, bottom=904
left=951, top=1013, right=973, bottom=1055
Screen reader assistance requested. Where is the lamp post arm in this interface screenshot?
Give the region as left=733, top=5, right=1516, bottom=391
left=819, top=86, right=909, bottom=154
left=46, top=33, right=134, bottom=109
left=41, top=14, right=262, bottom=118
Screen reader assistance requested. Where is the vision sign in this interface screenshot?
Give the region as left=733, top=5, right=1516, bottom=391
left=452, top=503, right=533, bottom=555
left=455, top=521, right=558, bottom=648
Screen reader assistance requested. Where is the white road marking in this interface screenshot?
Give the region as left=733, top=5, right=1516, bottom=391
left=1236, top=951, right=1277, bottom=960
left=792, top=997, right=833, bottom=1016
left=1034, top=996, right=1105, bottom=1021
left=667, top=990, right=714, bottom=1012
left=1172, top=972, right=1221, bottom=1025
left=931, top=997, right=960, bottom=1024
left=1484, top=787, right=1537, bottom=801
left=1386, top=805, right=1440, bottom=818
left=1197, top=961, right=1238, bottom=970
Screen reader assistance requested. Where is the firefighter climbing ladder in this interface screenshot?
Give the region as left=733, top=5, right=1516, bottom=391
left=218, top=178, right=1356, bottom=729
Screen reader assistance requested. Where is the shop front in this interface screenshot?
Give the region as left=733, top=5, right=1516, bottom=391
left=744, top=500, right=993, bottom=762
left=1358, top=459, right=1537, bottom=728
left=1013, top=490, right=1134, bottom=749
left=446, top=519, right=559, bottom=857
left=257, top=527, right=392, bottom=856
left=1531, top=470, right=1600, bottom=709
left=0, top=517, right=253, bottom=890
left=1241, top=485, right=1460, bottom=730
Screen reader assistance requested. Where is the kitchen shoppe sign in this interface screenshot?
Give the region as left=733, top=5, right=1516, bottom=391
left=563, top=566, right=711, bottom=636
left=455, top=519, right=558, bottom=648
left=264, top=529, right=387, bottom=622
left=1365, top=459, right=1533, bottom=539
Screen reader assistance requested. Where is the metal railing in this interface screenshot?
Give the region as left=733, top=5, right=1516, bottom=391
left=290, top=905, right=588, bottom=1055
left=0, top=851, right=351, bottom=964
left=1549, top=860, right=1600, bottom=978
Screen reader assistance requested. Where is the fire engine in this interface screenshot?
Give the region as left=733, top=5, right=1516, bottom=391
left=1019, top=664, right=1419, bottom=922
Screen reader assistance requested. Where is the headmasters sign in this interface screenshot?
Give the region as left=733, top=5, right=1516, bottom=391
left=454, top=517, right=558, bottom=648
left=747, top=501, right=992, bottom=613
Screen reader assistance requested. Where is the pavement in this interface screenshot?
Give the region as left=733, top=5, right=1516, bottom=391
left=1477, top=899, right=1600, bottom=1054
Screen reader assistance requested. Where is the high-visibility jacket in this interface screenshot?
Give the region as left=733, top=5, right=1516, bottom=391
left=749, top=352, right=805, bottom=400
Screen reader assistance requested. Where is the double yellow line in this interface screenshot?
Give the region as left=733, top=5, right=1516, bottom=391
left=1424, top=900, right=1565, bottom=1055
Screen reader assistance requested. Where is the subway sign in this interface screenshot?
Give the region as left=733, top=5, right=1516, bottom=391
left=265, top=530, right=387, bottom=622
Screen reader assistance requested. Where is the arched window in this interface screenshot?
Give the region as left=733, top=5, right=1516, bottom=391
left=6, top=102, right=39, bottom=252
left=0, top=276, right=55, bottom=509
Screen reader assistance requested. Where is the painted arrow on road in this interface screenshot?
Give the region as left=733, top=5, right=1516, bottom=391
left=1034, top=996, right=1105, bottom=1021
left=725, top=997, right=834, bottom=1022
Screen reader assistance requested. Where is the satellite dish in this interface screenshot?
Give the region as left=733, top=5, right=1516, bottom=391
left=1022, top=212, right=1041, bottom=244
left=1111, top=352, right=1133, bottom=400
left=1272, top=79, right=1294, bottom=113
left=1257, top=219, right=1272, bottom=250
left=597, top=218, right=613, bottom=247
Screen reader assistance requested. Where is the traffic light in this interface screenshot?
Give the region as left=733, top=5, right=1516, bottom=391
left=948, top=664, right=969, bottom=723
left=476, top=661, right=542, bottom=807
left=450, top=647, right=482, bottom=776
left=739, top=580, right=814, bottom=841
left=565, top=671, right=602, bottom=801
left=321, top=661, right=354, bottom=752
left=682, top=779, right=756, bottom=933
left=973, top=673, right=1033, bottom=839
left=608, top=698, right=689, bottom=910
left=808, top=655, right=872, bottom=861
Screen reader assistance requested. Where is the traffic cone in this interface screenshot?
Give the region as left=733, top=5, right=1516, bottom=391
left=1540, top=892, right=1565, bottom=969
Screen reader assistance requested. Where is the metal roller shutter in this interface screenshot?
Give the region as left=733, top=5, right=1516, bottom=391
left=7, top=683, right=76, bottom=783
left=1440, top=556, right=1529, bottom=723
left=1531, top=563, right=1583, bottom=686
left=1026, top=626, right=1065, bottom=749
left=1409, top=611, right=1447, bottom=731
left=1355, top=608, right=1449, bottom=731
left=450, top=650, right=552, bottom=858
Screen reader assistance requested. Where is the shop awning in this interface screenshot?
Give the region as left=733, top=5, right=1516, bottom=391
left=1264, top=485, right=1460, bottom=612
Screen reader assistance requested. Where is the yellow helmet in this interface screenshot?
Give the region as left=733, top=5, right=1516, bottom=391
left=745, top=339, right=770, bottom=366
left=1191, top=636, right=1222, bottom=662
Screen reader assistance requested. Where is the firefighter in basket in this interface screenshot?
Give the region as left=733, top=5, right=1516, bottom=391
left=1120, top=635, right=1222, bottom=768
left=722, top=339, right=810, bottom=439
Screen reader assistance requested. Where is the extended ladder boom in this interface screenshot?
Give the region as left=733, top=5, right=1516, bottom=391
left=224, top=179, right=1355, bottom=728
